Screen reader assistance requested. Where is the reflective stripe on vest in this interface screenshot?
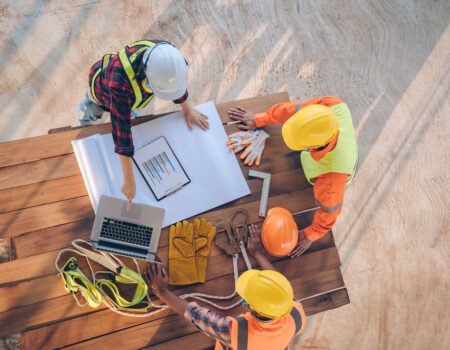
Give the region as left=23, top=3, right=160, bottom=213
left=289, top=305, right=303, bottom=334
left=300, top=102, right=358, bottom=186
left=315, top=197, right=343, bottom=213
left=91, top=40, right=157, bottom=110
left=235, top=317, right=249, bottom=349
left=230, top=306, right=304, bottom=350
left=90, top=52, right=117, bottom=105
left=294, top=102, right=302, bottom=113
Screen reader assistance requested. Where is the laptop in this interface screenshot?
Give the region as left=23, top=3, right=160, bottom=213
left=90, top=195, right=165, bottom=263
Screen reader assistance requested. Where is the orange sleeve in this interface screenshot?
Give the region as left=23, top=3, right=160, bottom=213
left=303, top=172, right=349, bottom=241
left=254, top=101, right=299, bottom=127
left=254, top=96, right=344, bottom=127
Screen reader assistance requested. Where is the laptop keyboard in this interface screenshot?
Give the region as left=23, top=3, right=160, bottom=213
left=99, top=217, right=153, bottom=246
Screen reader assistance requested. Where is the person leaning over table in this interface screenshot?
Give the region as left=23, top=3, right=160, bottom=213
left=144, top=224, right=306, bottom=350
left=75, top=39, right=209, bottom=209
left=228, top=96, right=358, bottom=257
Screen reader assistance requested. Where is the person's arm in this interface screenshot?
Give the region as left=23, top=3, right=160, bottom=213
left=177, top=93, right=210, bottom=131
left=109, top=86, right=136, bottom=207
left=246, top=224, right=276, bottom=271
left=254, top=102, right=300, bottom=127
left=228, top=96, right=346, bottom=130
left=144, top=263, right=188, bottom=316
left=144, top=263, right=232, bottom=346
left=120, top=156, right=135, bottom=210
left=183, top=302, right=233, bottom=346
left=304, top=172, right=348, bottom=241
left=288, top=229, right=311, bottom=258
left=227, top=102, right=297, bottom=130
left=289, top=172, right=348, bottom=257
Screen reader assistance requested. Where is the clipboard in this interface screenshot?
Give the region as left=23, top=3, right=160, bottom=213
left=132, top=136, right=190, bottom=201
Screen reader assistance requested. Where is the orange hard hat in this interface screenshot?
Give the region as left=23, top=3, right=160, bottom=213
left=261, top=207, right=298, bottom=256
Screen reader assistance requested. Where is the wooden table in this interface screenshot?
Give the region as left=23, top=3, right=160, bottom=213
left=0, top=93, right=349, bottom=349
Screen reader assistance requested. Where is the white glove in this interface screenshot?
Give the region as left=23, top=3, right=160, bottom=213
left=240, top=130, right=269, bottom=166
left=226, top=129, right=270, bottom=166
left=226, top=130, right=259, bottom=153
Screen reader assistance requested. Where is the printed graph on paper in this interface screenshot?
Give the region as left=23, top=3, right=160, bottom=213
left=133, top=136, right=190, bottom=200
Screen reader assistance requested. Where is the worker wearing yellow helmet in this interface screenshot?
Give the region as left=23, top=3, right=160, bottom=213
left=228, top=97, right=358, bottom=256
left=145, top=224, right=306, bottom=349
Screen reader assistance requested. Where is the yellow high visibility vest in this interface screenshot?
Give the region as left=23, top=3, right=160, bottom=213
left=90, top=40, right=157, bottom=110
left=300, top=103, right=358, bottom=185
left=215, top=302, right=306, bottom=350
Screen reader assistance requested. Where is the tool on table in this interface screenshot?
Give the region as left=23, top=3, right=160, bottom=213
left=226, top=129, right=270, bottom=166
left=56, top=239, right=161, bottom=317
left=230, top=208, right=252, bottom=270
left=57, top=234, right=242, bottom=318
left=58, top=256, right=104, bottom=308
left=226, top=120, right=244, bottom=125
left=215, top=209, right=252, bottom=274
left=248, top=170, right=271, bottom=217
left=215, top=223, right=241, bottom=282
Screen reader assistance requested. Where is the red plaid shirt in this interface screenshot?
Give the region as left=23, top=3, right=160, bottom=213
left=88, top=40, right=188, bottom=157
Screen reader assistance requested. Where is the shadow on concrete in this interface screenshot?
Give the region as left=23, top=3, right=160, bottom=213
left=339, top=68, right=449, bottom=267
left=0, top=1, right=50, bottom=78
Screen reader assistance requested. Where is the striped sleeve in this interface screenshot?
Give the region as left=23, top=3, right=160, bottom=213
left=184, top=302, right=232, bottom=347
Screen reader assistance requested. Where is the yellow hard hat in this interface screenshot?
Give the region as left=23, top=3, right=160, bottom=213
left=236, top=270, right=294, bottom=319
left=282, top=104, right=338, bottom=150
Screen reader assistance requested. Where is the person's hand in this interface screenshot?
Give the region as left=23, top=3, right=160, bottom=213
left=185, top=105, right=209, bottom=131
left=121, top=176, right=136, bottom=210
left=228, top=106, right=256, bottom=130
left=288, top=230, right=312, bottom=258
left=246, top=224, right=266, bottom=258
left=144, top=263, right=169, bottom=298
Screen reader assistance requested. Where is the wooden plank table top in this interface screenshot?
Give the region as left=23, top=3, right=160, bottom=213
left=0, top=93, right=349, bottom=349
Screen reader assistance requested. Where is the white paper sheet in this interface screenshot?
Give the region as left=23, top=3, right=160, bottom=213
left=72, top=101, right=250, bottom=227
left=72, top=135, right=112, bottom=210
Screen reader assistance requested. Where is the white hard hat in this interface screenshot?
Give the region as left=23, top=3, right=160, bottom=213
left=143, top=43, right=188, bottom=101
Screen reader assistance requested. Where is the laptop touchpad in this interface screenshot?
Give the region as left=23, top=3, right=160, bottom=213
left=121, top=203, right=142, bottom=220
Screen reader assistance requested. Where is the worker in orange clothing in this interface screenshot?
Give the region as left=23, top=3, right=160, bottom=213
left=228, top=96, right=358, bottom=256
left=144, top=224, right=306, bottom=350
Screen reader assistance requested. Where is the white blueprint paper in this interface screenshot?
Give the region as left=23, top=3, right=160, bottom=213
left=72, top=101, right=250, bottom=227
left=72, top=134, right=113, bottom=210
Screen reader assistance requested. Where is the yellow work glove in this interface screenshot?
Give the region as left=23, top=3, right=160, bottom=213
left=168, top=221, right=198, bottom=285
left=193, top=218, right=216, bottom=283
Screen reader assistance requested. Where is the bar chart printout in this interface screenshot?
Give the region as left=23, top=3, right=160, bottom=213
left=133, top=136, right=190, bottom=200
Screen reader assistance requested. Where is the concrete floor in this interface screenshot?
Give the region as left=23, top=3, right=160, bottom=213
left=0, top=0, right=449, bottom=349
